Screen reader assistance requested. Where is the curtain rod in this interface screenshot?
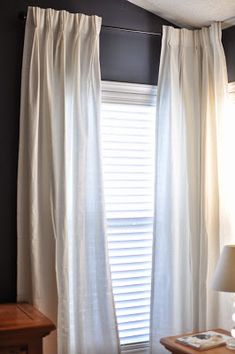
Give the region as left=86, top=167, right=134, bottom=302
left=102, top=25, right=161, bottom=36
left=18, top=12, right=162, bottom=37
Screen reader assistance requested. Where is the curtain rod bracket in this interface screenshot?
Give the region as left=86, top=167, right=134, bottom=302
left=18, top=11, right=27, bottom=21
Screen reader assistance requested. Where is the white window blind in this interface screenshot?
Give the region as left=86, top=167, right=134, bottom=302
left=101, top=81, right=157, bottom=347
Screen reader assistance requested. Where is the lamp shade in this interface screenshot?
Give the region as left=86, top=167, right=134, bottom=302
left=212, top=245, right=235, bottom=292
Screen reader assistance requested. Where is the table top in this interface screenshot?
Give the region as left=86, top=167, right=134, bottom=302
left=0, top=303, right=55, bottom=337
left=160, top=329, right=232, bottom=354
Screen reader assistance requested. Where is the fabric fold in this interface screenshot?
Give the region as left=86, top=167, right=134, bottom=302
left=17, top=6, right=119, bottom=354
left=150, top=23, right=228, bottom=354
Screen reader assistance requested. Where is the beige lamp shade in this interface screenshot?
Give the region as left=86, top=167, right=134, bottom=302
left=212, top=245, right=235, bottom=292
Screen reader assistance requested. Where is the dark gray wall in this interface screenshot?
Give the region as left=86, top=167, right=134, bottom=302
left=0, top=0, right=172, bottom=302
left=223, top=26, right=235, bottom=83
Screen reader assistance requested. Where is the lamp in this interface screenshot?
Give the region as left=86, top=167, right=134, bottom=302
left=213, top=245, right=235, bottom=350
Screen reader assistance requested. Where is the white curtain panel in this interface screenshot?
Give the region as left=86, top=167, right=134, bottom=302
left=17, top=7, right=120, bottom=354
left=150, top=23, right=228, bottom=353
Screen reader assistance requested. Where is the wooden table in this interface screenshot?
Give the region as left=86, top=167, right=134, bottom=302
left=0, top=303, right=56, bottom=354
left=160, top=329, right=232, bottom=354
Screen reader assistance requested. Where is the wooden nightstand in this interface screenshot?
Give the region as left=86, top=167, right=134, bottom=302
left=160, top=329, right=231, bottom=354
left=0, top=303, right=55, bottom=354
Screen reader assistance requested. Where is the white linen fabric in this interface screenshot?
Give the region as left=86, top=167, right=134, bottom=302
left=17, top=7, right=120, bottom=354
left=150, top=23, right=228, bottom=353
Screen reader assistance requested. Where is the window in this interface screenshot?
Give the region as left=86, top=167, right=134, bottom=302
left=101, top=81, right=157, bottom=348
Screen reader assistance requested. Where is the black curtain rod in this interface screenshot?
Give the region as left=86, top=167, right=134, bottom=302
left=103, top=25, right=161, bottom=36
left=18, top=12, right=162, bottom=37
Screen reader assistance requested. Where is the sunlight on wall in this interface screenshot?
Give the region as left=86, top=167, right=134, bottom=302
left=219, top=91, right=235, bottom=246
left=217, top=89, right=235, bottom=332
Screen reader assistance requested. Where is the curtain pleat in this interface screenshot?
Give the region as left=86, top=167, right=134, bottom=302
left=17, top=7, right=120, bottom=354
